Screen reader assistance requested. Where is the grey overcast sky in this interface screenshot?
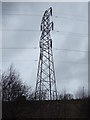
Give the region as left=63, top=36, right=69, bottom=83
left=2, top=2, right=88, bottom=96
left=2, top=0, right=89, bottom=2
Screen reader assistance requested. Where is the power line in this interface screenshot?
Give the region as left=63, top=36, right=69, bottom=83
left=1, top=60, right=38, bottom=62
left=1, top=60, right=88, bottom=65
left=57, top=61, right=88, bottom=65
left=54, top=11, right=88, bottom=19
left=0, top=47, right=38, bottom=49
left=1, top=47, right=88, bottom=53
left=54, top=30, right=88, bottom=37
left=1, top=29, right=88, bottom=37
left=54, top=15, right=88, bottom=22
left=2, top=13, right=88, bottom=22
left=2, top=9, right=88, bottom=18
left=2, top=13, right=41, bottom=17
left=53, top=48, right=89, bottom=53
left=1, top=29, right=39, bottom=32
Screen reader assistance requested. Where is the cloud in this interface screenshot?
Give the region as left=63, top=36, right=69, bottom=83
left=2, top=2, right=88, bottom=94
left=2, top=0, right=89, bottom=2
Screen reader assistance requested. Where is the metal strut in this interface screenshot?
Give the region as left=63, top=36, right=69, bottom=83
left=35, top=7, right=57, bottom=100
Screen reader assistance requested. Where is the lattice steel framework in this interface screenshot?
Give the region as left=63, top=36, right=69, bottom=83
left=35, top=7, right=57, bottom=100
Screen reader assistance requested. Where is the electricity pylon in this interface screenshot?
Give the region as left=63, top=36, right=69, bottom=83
left=35, top=7, right=57, bottom=100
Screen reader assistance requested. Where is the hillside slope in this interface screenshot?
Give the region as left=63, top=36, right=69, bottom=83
left=2, top=99, right=89, bottom=119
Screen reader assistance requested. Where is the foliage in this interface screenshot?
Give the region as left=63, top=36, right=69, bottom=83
left=2, top=65, right=32, bottom=101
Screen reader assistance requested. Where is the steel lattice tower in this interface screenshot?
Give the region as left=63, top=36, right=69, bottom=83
left=35, top=7, right=57, bottom=100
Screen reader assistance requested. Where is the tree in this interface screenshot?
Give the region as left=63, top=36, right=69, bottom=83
left=57, top=90, right=74, bottom=100
left=0, top=69, right=2, bottom=100
left=64, top=93, right=73, bottom=100
left=57, top=92, right=64, bottom=100
left=75, top=87, right=88, bottom=99
left=2, top=65, right=31, bottom=101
